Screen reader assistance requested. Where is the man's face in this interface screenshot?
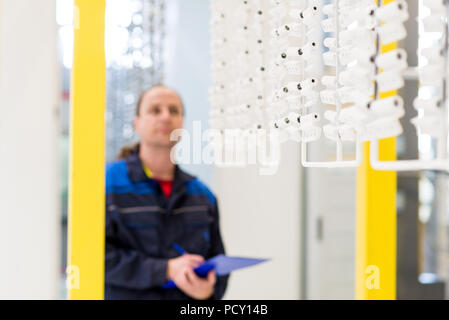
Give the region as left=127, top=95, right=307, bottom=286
left=134, top=87, right=184, bottom=148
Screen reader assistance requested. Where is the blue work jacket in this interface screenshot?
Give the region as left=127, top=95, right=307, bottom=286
left=105, top=151, right=228, bottom=299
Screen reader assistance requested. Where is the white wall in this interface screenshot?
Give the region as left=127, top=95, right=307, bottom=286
left=216, top=142, right=303, bottom=299
left=303, top=138, right=356, bottom=299
left=305, top=166, right=356, bottom=299
left=0, top=0, right=60, bottom=299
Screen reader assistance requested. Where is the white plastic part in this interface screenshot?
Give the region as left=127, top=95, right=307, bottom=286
left=280, top=47, right=303, bottom=60
left=340, top=28, right=376, bottom=47
left=321, top=75, right=337, bottom=89
left=301, top=126, right=322, bottom=143
left=413, top=97, right=442, bottom=113
left=338, top=87, right=372, bottom=105
left=320, top=89, right=338, bottom=105
left=339, top=46, right=375, bottom=66
left=368, top=15, right=449, bottom=175
left=375, top=49, right=408, bottom=71
left=423, top=0, right=446, bottom=11
left=283, top=22, right=303, bottom=35
left=324, top=106, right=371, bottom=125
left=321, top=17, right=337, bottom=33
left=375, top=0, right=409, bottom=23
left=323, top=124, right=357, bottom=142
left=365, top=118, right=403, bottom=140
left=302, top=0, right=368, bottom=168
left=300, top=5, right=320, bottom=26
left=339, top=67, right=372, bottom=87
left=302, top=90, right=320, bottom=107
left=411, top=116, right=443, bottom=138
left=323, top=37, right=337, bottom=49
left=377, top=21, right=407, bottom=44
left=284, top=61, right=302, bottom=75
left=323, top=3, right=335, bottom=17
left=302, top=40, right=320, bottom=55
left=370, top=139, right=449, bottom=171
left=370, top=96, right=405, bottom=118
left=285, top=95, right=301, bottom=110
left=375, top=69, right=405, bottom=92
left=420, top=46, right=444, bottom=64
left=323, top=51, right=337, bottom=67
left=422, top=14, right=446, bottom=33
left=419, top=64, right=446, bottom=84
left=302, top=138, right=363, bottom=167
left=299, top=112, right=320, bottom=126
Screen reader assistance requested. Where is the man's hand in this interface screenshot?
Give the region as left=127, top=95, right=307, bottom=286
left=166, top=254, right=204, bottom=281
left=174, top=268, right=216, bottom=300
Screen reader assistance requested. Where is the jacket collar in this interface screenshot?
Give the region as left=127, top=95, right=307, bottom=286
left=125, top=150, right=195, bottom=188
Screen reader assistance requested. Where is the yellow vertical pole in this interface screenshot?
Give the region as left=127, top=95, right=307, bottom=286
left=355, top=0, right=398, bottom=300
left=68, top=0, right=106, bottom=300
left=356, top=139, right=396, bottom=299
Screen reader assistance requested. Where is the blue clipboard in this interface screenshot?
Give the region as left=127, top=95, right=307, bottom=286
left=162, top=254, right=269, bottom=289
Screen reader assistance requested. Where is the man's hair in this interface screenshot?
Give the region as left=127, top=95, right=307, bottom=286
left=135, top=84, right=185, bottom=116
left=116, top=142, right=140, bottom=160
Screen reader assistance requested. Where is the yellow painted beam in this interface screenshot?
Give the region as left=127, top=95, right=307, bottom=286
left=355, top=0, right=397, bottom=300
left=356, top=140, right=396, bottom=299
left=67, top=0, right=106, bottom=300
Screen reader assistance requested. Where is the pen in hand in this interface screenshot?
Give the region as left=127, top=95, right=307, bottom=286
left=166, top=243, right=205, bottom=282
left=173, top=242, right=187, bottom=255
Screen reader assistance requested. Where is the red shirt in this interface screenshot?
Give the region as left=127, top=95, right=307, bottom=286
left=155, top=179, right=173, bottom=199
left=143, top=165, right=173, bottom=198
